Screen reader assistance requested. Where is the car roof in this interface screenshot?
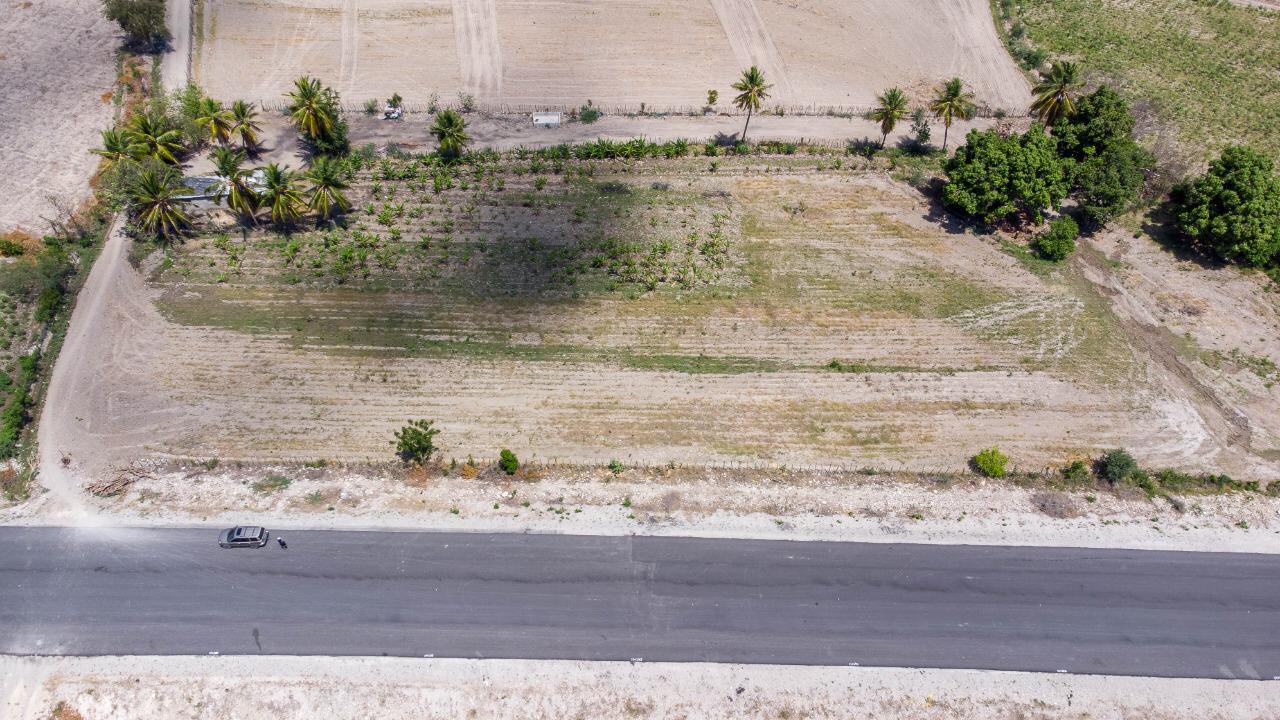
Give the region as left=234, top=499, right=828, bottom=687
left=233, top=526, right=263, bottom=538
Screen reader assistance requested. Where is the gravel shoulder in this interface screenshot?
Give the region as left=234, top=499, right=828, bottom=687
left=2, top=655, right=1276, bottom=720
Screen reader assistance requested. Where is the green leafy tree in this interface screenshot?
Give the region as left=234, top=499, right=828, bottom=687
left=731, top=66, right=772, bottom=143
left=930, top=77, right=977, bottom=152
left=100, top=0, right=169, bottom=51
left=1172, top=146, right=1280, bottom=268
left=1052, top=86, right=1154, bottom=225
left=125, top=112, right=183, bottom=164
left=1030, top=61, right=1081, bottom=126
left=304, top=155, right=351, bottom=221
left=209, top=146, right=259, bottom=223
left=92, top=128, right=142, bottom=169
left=259, top=163, right=305, bottom=227
left=1096, top=449, right=1139, bottom=484
left=1032, top=215, right=1079, bottom=261
left=942, top=125, right=1067, bottom=225
left=430, top=109, right=469, bottom=160
left=128, top=164, right=190, bottom=240
left=868, top=87, right=909, bottom=146
left=394, top=419, right=440, bottom=464
left=194, top=97, right=234, bottom=145
left=229, top=100, right=262, bottom=152
left=499, top=449, right=519, bottom=475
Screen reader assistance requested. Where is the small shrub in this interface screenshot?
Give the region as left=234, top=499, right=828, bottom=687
left=1031, top=490, right=1079, bottom=519
left=607, top=458, right=624, bottom=475
left=499, top=448, right=519, bottom=475
left=363, top=98, right=379, bottom=115
left=1032, top=215, right=1079, bottom=261
left=706, top=89, right=718, bottom=107
left=579, top=103, right=601, bottom=124
left=1060, top=459, right=1092, bottom=485
left=971, top=447, right=1008, bottom=478
left=0, top=237, right=25, bottom=257
left=1096, top=448, right=1138, bottom=485
left=394, top=419, right=440, bottom=464
left=251, top=474, right=292, bottom=494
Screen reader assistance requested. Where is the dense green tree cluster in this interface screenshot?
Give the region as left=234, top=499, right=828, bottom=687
left=942, top=124, right=1067, bottom=225
left=1172, top=146, right=1280, bottom=269
left=100, top=0, right=168, bottom=51
left=1052, top=87, right=1156, bottom=227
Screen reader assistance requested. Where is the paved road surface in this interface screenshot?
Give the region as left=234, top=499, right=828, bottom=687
left=1, top=527, right=1277, bottom=679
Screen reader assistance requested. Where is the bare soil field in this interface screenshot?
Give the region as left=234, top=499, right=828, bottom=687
left=193, top=0, right=1029, bottom=111
left=0, top=0, right=117, bottom=232
left=36, top=152, right=1280, bottom=491
left=4, top=656, right=1277, bottom=720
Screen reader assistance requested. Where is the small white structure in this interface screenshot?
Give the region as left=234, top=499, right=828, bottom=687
left=532, top=112, right=562, bottom=128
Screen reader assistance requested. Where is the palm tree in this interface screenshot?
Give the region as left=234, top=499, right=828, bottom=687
left=92, top=128, right=142, bottom=168
left=229, top=100, right=262, bottom=152
left=1031, top=61, right=1081, bottom=125
left=285, top=76, right=335, bottom=142
left=929, top=78, right=977, bottom=152
left=430, top=109, right=469, bottom=160
left=129, top=164, right=190, bottom=240
left=869, top=87, right=909, bottom=146
left=304, top=155, right=351, bottom=221
left=209, top=146, right=259, bottom=223
left=258, top=163, right=304, bottom=227
left=731, top=66, right=772, bottom=143
left=125, top=113, right=183, bottom=164
left=194, top=97, right=234, bottom=145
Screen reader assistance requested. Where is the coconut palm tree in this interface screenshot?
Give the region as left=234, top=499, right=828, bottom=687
left=303, top=155, right=351, bottom=221
left=125, top=113, right=183, bottom=164
left=209, top=146, right=259, bottom=223
left=229, top=100, right=262, bottom=153
left=194, top=97, right=234, bottom=145
left=258, top=163, right=304, bottom=227
left=430, top=109, right=468, bottom=160
left=929, top=78, right=977, bottom=152
left=285, top=75, right=335, bottom=142
left=1031, top=61, right=1081, bottom=125
left=731, top=66, right=771, bottom=143
left=869, top=87, right=909, bottom=146
left=128, top=164, right=190, bottom=240
left=92, top=128, right=142, bottom=168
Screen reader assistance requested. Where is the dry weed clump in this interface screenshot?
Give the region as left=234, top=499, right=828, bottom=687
left=1031, top=490, right=1080, bottom=519
left=51, top=702, right=85, bottom=720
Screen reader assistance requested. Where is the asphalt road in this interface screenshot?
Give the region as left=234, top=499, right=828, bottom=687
left=1, top=527, right=1278, bottom=679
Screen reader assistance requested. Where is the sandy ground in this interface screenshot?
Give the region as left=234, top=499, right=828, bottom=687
left=3, top=655, right=1277, bottom=720
left=193, top=0, right=1029, bottom=112
left=0, top=0, right=117, bottom=233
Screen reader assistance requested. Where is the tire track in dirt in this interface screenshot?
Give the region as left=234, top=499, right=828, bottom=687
left=1076, top=246, right=1254, bottom=458
left=708, top=0, right=794, bottom=101
left=451, top=0, right=502, bottom=99
left=337, top=0, right=360, bottom=96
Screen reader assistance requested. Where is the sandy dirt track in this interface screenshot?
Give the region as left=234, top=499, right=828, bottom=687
left=0, top=0, right=117, bottom=232
left=194, top=0, right=1029, bottom=110
left=3, top=656, right=1278, bottom=720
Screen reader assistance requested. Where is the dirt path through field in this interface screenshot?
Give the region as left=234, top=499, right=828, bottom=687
left=452, top=0, right=502, bottom=99
left=337, top=0, right=360, bottom=96
left=36, top=219, right=189, bottom=520
left=708, top=0, right=795, bottom=100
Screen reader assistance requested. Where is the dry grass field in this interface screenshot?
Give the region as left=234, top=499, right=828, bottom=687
left=193, top=0, right=1029, bottom=111
left=48, top=151, right=1278, bottom=480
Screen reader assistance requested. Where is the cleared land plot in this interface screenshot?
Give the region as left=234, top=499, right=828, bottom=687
left=61, top=151, right=1277, bottom=477
left=0, top=0, right=117, bottom=232
left=195, top=0, right=1029, bottom=110
left=1013, top=0, right=1280, bottom=162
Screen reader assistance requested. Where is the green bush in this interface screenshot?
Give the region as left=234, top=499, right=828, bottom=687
left=1052, top=86, right=1154, bottom=225
left=1171, top=145, right=1280, bottom=269
left=1060, top=459, right=1092, bottom=485
left=1032, top=215, right=1079, bottom=261
left=1096, top=448, right=1138, bottom=484
left=579, top=104, right=601, bottom=124
left=101, top=0, right=169, bottom=51
left=499, top=448, right=519, bottom=475
left=251, top=475, right=292, bottom=494
left=393, top=419, right=440, bottom=464
left=971, top=447, right=1008, bottom=478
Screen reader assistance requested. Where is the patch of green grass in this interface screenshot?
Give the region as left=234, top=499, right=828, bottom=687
left=1013, top=0, right=1280, bottom=161
left=998, top=238, right=1058, bottom=278
left=251, top=474, right=292, bottom=494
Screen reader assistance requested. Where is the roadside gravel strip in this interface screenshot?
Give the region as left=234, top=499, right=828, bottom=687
left=3, top=528, right=1278, bottom=679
